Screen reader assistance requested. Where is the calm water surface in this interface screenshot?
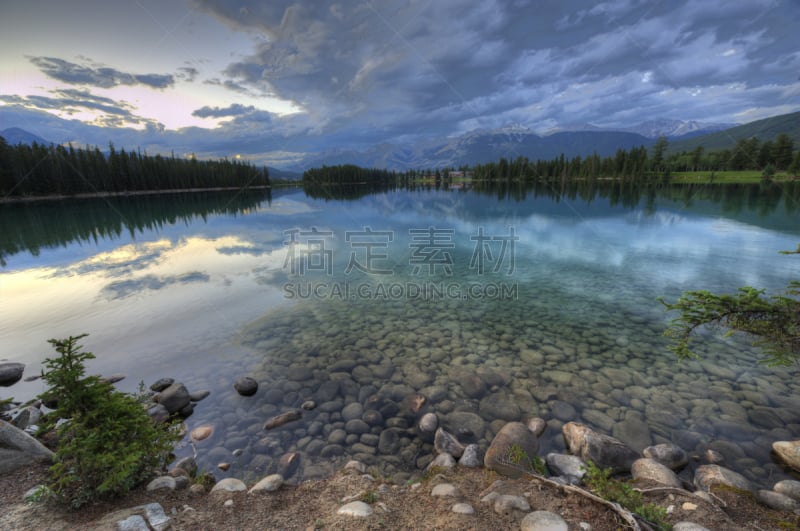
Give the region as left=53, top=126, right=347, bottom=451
left=1, top=185, right=799, bottom=486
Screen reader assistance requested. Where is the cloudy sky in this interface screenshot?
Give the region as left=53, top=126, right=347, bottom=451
left=1, top=0, right=798, bottom=167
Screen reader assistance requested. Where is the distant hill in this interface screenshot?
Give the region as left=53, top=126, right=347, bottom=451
left=0, top=127, right=51, bottom=146
left=267, top=167, right=302, bottom=181
left=667, top=111, right=800, bottom=153
left=286, top=127, right=654, bottom=171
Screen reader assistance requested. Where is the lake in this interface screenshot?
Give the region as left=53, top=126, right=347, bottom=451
left=1, top=182, right=799, bottom=486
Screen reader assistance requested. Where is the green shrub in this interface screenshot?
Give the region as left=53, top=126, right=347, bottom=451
left=508, top=443, right=546, bottom=475
left=40, top=334, right=180, bottom=508
left=582, top=461, right=672, bottom=531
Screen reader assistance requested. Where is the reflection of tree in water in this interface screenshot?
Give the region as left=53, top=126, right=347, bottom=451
left=0, top=189, right=271, bottom=266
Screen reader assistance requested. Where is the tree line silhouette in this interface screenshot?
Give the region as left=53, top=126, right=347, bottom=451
left=0, top=137, right=270, bottom=197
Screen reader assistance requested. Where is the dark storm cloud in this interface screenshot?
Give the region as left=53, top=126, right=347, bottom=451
left=29, top=56, right=175, bottom=89
left=177, top=66, right=200, bottom=81
left=190, top=0, right=799, bottom=140
left=192, top=103, right=256, bottom=118
left=101, top=272, right=210, bottom=300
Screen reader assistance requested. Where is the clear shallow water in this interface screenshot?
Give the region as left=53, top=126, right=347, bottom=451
left=1, top=185, right=799, bottom=486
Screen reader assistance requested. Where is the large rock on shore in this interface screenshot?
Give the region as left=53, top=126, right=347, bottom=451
left=631, top=458, right=682, bottom=488
left=484, top=422, right=539, bottom=478
left=694, top=464, right=754, bottom=492
left=562, top=422, right=638, bottom=474
left=157, top=383, right=190, bottom=414
left=0, top=420, right=55, bottom=474
left=0, top=362, right=25, bottom=387
left=772, top=440, right=800, bottom=472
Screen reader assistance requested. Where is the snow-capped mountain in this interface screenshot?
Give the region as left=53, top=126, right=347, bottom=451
left=621, top=119, right=736, bottom=139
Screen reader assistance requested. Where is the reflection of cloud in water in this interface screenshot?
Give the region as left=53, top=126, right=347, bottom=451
left=265, top=199, right=318, bottom=216
left=101, top=271, right=210, bottom=300
left=216, top=245, right=270, bottom=256
left=50, top=240, right=173, bottom=278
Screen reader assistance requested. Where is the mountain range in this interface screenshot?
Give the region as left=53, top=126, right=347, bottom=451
left=4, top=113, right=799, bottom=174
left=280, top=119, right=735, bottom=172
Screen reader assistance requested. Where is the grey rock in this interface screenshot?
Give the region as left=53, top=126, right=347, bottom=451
left=631, top=458, right=682, bottom=488
left=210, top=477, right=247, bottom=493
left=459, top=444, right=482, bottom=467
left=147, top=404, right=170, bottom=424
left=694, top=464, right=754, bottom=492
left=362, top=410, right=383, bottom=426
left=545, top=453, right=587, bottom=480
left=146, top=476, right=176, bottom=492
left=189, top=390, right=210, bottom=402
left=101, top=373, right=126, bottom=384
left=338, top=501, right=373, bottom=517
left=428, top=453, right=456, bottom=469
left=672, top=523, right=711, bottom=531
left=149, top=378, right=174, bottom=392
left=249, top=473, right=284, bottom=493
left=0, top=362, right=25, bottom=387
left=479, top=392, right=521, bottom=422
left=562, top=422, right=638, bottom=474
left=345, top=419, right=370, bottom=435
left=460, top=373, right=487, bottom=398
left=116, top=515, right=149, bottom=531
left=643, top=443, right=688, bottom=470
left=419, top=412, right=439, bottom=432
left=612, top=417, right=652, bottom=453
left=234, top=376, right=258, bottom=396
left=0, top=420, right=55, bottom=474
left=484, top=422, right=539, bottom=478
left=264, top=409, right=302, bottom=430
left=451, top=502, right=474, bottom=514
left=435, top=428, right=465, bottom=458
left=582, top=409, right=615, bottom=432
left=447, top=411, right=487, bottom=440
left=158, top=382, right=191, bottom=413
left=11, top=406, right=41, bottom=431
left=774, top=479, right=800, bottom=502
left=756, top=490, right=798, bottom=512
left=493, top=494, right=530, bottom=514
left=301, top=400, right=316, bottom=410
left=550, top=400, right=576, bottom=422
left=143, top=502, right=170, bottom=531
left=772, top=440, right=800, bottom=472
left=526, top=417, right=547, bottom=437
left=378, top=429, right=400, bottom=454
left=342, top=402, right=364, bottom=421
left=170, top=456, right=197, bottom=477
left=432, top=483, right=459, bottom=497
left=521, top=510, right=569, bottom=531
left=277, top=452, right=300, bottom=478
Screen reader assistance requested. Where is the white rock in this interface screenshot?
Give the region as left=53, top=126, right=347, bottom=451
left=494, top=494, right=530, bottom=514
left=774, top=479, right=800, bottom=502
left=337, top=501, right=374, bottom=517
left=428, top=453, right=456, bottom=469
left=223, top=499, right=234, bottom=507
left=345, top=460, right=367, bottom=473
left=211, top=478, right=247, bottom=493
left=681, top=502, right=697, bottom=511
left=431, top=483, right=459, bottom=497
left=673, top=523, right=711, bottom=531
left=116, top=514, right=149, bottom=531
left=249, top=474, right=284, bottom=493
left=146, top=476, right=176, bottom=492
left=451, top=503, right=474, bottom=514
left=142, top=503, right=170, bottom=531
left=520, top=510, right=568, bottom=531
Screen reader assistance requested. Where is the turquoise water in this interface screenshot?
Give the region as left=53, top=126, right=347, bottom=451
left=1, top=184, right=799, bottom=486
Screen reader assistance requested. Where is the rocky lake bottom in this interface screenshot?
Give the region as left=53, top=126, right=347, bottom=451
left=172, top=280, right=800, bottom=489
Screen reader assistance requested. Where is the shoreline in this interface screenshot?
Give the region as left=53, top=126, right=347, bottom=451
left=0, top=185, right=272, bottom=204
